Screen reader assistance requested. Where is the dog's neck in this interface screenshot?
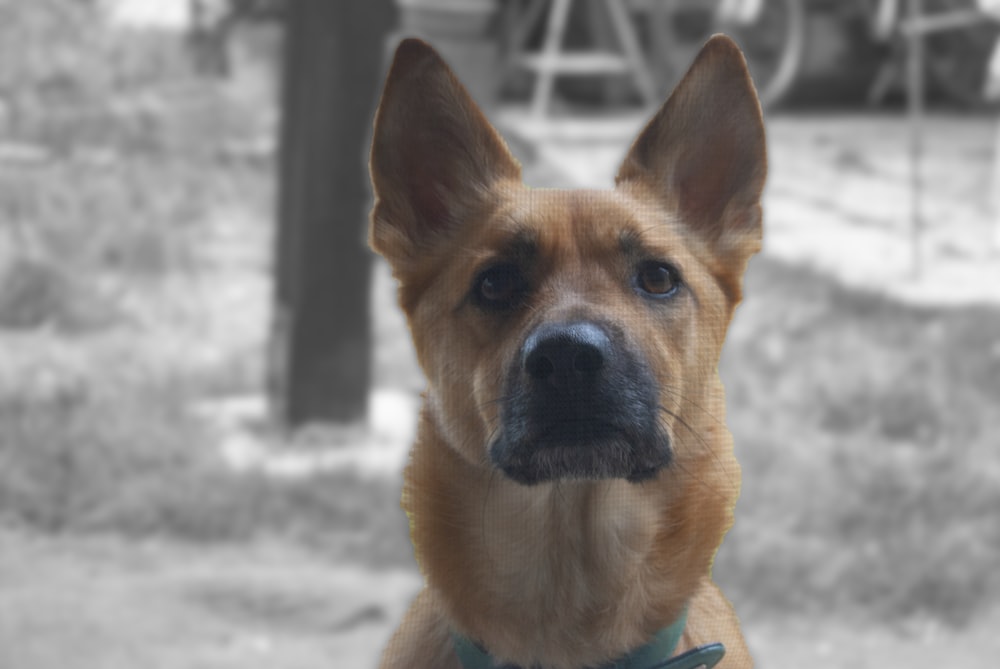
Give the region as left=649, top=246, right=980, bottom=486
left=403, top=404, right=737, bottom=669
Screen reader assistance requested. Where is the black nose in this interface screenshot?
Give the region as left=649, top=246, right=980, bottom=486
left=522, top=321, right=612, bottom=390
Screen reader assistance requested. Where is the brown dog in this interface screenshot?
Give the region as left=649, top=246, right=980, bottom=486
left=369, top=34, right=766, bottom=669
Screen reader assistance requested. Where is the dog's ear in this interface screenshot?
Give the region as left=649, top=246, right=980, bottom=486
left=369, top=39, right=521, bottom=265
left=616, top=35, right=766, bottom=272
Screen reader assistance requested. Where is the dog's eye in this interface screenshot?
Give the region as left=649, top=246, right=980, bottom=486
left=474, top=264, right=526, bottom=308
left=634, top=261, right=681, bottom=298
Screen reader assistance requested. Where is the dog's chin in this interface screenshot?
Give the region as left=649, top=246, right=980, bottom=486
left=491, top=428, right=671, bottom=486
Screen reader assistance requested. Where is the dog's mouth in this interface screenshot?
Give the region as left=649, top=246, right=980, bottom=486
left=490, top=320, right=672, bottom=485
left=490, top=422, right=671, bottom=485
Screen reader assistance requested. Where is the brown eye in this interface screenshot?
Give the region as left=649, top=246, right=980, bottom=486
left=635, top=261, right=681, bottom=298
left=474, top=264, right=526, bottom=309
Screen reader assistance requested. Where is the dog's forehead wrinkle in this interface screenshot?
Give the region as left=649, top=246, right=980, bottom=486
left=521, top=190, right=634, bottom=268
left=499, top=188, right=642, bottom=259
left=486, top=224, right=539, bottom=262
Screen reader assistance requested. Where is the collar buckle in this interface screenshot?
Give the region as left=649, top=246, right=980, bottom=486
left=647, top=643, right=726, bottom=669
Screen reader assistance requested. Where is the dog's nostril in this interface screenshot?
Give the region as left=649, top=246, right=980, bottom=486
left=572, top=346, right=603, bottom=374
left=526, top=352, right=556, bottom=380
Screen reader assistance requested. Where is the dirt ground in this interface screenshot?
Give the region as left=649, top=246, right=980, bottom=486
left=0, top=528, right=415, bottom=669
left=3, top=528, right=999, bottom=669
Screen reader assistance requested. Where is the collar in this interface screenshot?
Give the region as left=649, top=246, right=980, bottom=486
left=450, top=608, right=726, bottom=669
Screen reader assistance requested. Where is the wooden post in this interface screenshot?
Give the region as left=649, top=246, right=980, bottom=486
left=907, top=0, right=924, bottom=278
left=994, top=120, right=1000, bottom=251
left=271, top=0, right=395, bottom=427
left=992, top=46, right=1000, bottom=251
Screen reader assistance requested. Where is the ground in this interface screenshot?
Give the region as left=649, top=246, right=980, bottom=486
left=3, top=528, right=1000, bottom=669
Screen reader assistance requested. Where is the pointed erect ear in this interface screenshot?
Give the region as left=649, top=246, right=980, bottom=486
left=369, top=39, right=521, bottom=264
left=616, top=35, right=767, bottom=264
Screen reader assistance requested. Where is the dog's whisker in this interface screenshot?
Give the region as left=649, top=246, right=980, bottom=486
left=658, top=386, right=726, bottom=427
left=477, top=393, right=518, bottom=411
left=657, top=404, right=711, bottom=453
left=658, top=405, right=736, bottom=498
left=672, top=459, right=728, bottom=500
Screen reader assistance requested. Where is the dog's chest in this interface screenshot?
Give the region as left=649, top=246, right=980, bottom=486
left=477, top=481, right=658, bottom=612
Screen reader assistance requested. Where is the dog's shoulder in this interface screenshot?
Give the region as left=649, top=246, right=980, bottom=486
left=380, top=587, right=460, bottom=669
left=682, top=578, right=754, bottom=669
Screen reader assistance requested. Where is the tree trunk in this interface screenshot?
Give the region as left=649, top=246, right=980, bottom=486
left=271, top=0, right=395, bottom=427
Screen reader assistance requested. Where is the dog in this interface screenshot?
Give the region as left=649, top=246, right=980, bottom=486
left=369, top=34, right=766, bottom=669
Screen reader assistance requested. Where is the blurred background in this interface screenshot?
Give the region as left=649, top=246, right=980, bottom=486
left=1, top=1, right=999, bottom=667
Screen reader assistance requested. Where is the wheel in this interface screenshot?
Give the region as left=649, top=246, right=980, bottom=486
left=645, top=0, right=806, bottom=108
left=921, top=0, right=1000, bottom=109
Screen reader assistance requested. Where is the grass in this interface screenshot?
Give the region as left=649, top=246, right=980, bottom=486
left=0, top=369, right=408, bottom=567
left=715, top=259, right=1000, bottom=626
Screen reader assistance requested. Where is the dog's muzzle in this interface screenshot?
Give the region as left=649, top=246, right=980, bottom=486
left=490, top=320, right=672, bottom=485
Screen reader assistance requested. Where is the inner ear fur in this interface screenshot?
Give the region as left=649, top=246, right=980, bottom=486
left=616, top=34, right=767, bottom=269
left=369, top=39, right=521, bottom=264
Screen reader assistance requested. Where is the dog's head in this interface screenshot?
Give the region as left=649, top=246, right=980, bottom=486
left=370, top=36, right=765, bottom=488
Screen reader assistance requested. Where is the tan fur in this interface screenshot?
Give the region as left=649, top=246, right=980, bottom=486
left=370, top=35, right=766, bottom=669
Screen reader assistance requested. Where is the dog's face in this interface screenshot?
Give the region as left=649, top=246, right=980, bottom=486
left=370, top=37, right=765, bottom=489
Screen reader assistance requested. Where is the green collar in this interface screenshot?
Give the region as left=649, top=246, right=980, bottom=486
left=450, top=608, right=725, bottom=669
